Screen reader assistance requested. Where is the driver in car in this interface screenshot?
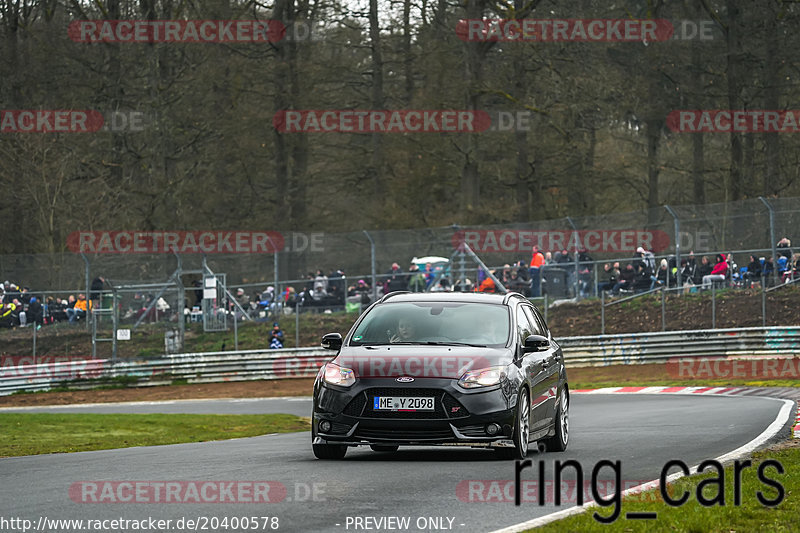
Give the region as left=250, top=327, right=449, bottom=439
left=389, top=316, right=418, bottom=343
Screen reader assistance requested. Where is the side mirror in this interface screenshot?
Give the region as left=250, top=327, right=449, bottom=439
left=321, top=332, right=343, bottom=350
left=523, top=334, right=550, bottom=353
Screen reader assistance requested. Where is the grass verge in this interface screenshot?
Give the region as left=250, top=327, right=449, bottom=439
left=0, top=413, right=309, bottom=457
left=530, top=440, right=799, bottom=532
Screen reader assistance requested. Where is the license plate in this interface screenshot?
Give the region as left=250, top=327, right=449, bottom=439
left=373, top=396, right=435, bottom=411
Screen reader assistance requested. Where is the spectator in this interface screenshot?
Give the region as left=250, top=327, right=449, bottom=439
left=235, top=287, right=250, bottom=307
left=702, top=254, right=729, bottom=288
left=408, top=264, right=426, bottom=292
left=269, top=322, right=285, bottom=349
left=612, top=264, right=635, bottom=295
left=763, top=256, right=775, bottom=287
left=597, top=263, right=618, bottom=294
left=51, top=297, right=68, bottom=322
left=683, top=252, right=697, bottom=283
left=777, top=237, right=792, bottom=260
left=27, top=296, right=43, bottom=327
left=654, top=259, right=671, bottom=288
left=508, top=268, right=528, bottom=294
left=743, top=255, right=762, bottom=287
left=314, top=270, right=329, bottom=292
left=423, top=262, right=435, bottom=289
left=694, top=256, right=712, bottom=285
left=431, top=278, right=451, bottom=292
left=777, top=254, right=791, bottom=283
left=0, top=299, right=19, bottom=327
left=544, top=252, right=553, bottom=265
left=90, top=276, right=105, bottom=307
left=529, top=246, right=545, bottom=297
left=385, top=262, right=407, bottom=292
left=477, top=270, right=497, bottom=293
left=633, top=263, right=652, bottom=293
left=328, top=269, right=345, bottom=295
left=71, top=294, right=90, bottom=322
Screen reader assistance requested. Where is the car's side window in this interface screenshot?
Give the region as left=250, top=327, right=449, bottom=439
left=516, top=306, right=533, bottom=344
left=522, top=306, right=545, bottom=337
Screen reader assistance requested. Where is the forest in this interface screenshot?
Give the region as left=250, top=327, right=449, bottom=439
left=1, top=0, right=799, bottom=256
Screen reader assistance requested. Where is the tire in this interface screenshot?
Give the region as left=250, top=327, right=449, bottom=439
left=370, top=444, right=399, bottom=453
left=496, top=388, right=530, bottom=460
left=542, top=388, right=569, bottom=452
left=312, top=443, right=348, bottom=460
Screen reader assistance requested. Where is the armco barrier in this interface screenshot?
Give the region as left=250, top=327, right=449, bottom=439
left=1, top=327, right=798, bottom=396
left=559, top=326, right=800, bottom=366
left=0, top=347, right=330, bottom=396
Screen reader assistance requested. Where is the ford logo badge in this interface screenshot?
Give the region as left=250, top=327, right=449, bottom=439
left=396, top=377, right=415, bottom=383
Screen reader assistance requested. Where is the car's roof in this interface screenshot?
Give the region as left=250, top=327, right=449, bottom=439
left=379, top=291, right=527, bottom=305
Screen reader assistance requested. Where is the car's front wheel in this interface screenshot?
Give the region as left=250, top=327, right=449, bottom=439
left=312, top=443, right=348, bottom=460
left=542, top=388, right=569, bottom=452
left=496, top=388, right=530, bottom=460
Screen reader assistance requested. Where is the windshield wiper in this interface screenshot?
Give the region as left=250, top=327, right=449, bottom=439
left=421, top=341, right=487, bottom=348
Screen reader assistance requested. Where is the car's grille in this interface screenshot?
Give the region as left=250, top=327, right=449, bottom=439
left=354, top=427, right=454, bottom=441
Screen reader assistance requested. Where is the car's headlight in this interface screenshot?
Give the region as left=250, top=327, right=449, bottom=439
left=458, top=366, right=506, bottom=388
left=322, top=363, right=356, bottom=387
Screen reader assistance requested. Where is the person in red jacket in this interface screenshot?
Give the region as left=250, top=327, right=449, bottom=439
left=702, top=254, right=729, bottom=288
left=477, top=271, right=497, bottom=293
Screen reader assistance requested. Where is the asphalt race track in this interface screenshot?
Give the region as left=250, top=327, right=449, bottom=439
left=0, top=394, right=792, bottom=533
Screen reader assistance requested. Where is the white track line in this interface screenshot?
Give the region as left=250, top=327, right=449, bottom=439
left=489, top=396, right=795, bottom=533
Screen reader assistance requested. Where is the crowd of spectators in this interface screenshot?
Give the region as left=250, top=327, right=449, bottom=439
left=3, top=238, right=799, bottom=330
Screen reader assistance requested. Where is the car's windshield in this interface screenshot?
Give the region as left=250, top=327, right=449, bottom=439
left=349, top=301, right=510, bottom=346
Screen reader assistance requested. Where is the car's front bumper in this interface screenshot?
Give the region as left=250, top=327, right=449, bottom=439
left=312, top=378, right=516, bottom=447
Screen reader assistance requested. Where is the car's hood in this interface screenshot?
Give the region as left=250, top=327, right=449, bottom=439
left=332, top=344, right=513, bottom=379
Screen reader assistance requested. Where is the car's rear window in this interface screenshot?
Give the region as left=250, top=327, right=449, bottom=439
left=349, top=301, right=510, bottom=347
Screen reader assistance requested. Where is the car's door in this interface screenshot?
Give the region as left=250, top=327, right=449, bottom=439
left=524, top=305, right=559, bottom=423
left=514, top=305, right=549, bottom=432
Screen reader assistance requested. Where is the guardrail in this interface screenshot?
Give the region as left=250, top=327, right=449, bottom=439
left=1, top=327, right=799, bottom=396
left=559, top=326, right=800, bottom=366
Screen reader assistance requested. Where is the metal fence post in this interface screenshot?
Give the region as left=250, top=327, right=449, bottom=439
left=712, top=283, right=716, bottom=329
left=363, top=230, right=377, bottom=303
left=32, top=322, right=37, bottom=362
left=233, top=309, right=238, bottom=351
left=601, top=290, right=605, bottom=335
left=665, top=205, right=681, bottom=288
left=759, top=197, right=778, bottom=287
left=81, top=253, right=90, bottom=332
left=544, top=294, right=548, bottom=325
left=295, top=300, right=301, bottom=348
left=762, top=280, right=767, bottom=327
left=661, top=287, right=666, bottom=331
left=566, top=217, right=580, bottom=300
